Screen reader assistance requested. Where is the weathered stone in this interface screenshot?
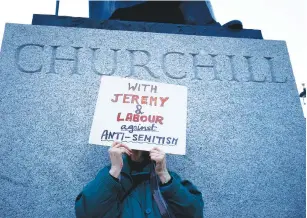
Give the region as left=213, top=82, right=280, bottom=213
left=0, top=23, right=305, bottom=218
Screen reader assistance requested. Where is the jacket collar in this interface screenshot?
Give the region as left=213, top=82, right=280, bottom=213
left=122, top=154, right=152, bottom=176
left=121, top=154, right=131, bottom=175
left=120, top=154, right=153, bottom=195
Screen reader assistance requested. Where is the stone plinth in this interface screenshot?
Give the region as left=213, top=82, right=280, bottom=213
left=0, top=23, right=305, bottom=218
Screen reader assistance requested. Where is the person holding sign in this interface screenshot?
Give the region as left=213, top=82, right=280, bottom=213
left=75, top=142, right=204, bottom=218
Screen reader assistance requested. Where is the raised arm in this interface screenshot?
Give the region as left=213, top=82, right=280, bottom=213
left=75, top=166, right=122, bottom=218
left=160, top=172, right=204, bottom=218
left=149, top=147, right=204, bottom=218
left=75, top=142, right=132, bottom=218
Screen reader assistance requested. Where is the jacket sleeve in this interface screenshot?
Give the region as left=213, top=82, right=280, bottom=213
left=160, top=172, right=204, bottom=218
left=75, top=166, right=123, bottom=218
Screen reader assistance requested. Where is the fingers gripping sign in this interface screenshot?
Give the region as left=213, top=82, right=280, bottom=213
left=149, top=147, right=171, bottom=184
left=108, top=142, right=132, bottom=178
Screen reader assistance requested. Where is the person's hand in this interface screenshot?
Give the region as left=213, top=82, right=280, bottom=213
left=149, top=147, right=171, bottom=184
left=108, top=142, right=132, bottom=178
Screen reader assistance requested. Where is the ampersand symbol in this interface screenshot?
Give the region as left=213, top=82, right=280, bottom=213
left=135, top=104, right=144, bottom=114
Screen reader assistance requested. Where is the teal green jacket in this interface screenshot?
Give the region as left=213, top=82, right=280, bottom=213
left=75, top=156, right=204, bottom=218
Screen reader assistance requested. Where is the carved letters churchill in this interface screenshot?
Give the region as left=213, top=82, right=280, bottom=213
left=15, top=43, right=287, bottom=83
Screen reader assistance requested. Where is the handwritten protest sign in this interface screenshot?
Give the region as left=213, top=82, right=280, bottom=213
left=89, top=76, right=187, bottom=155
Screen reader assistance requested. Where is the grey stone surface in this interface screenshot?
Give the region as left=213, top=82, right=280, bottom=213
left=0, top=23, right=305, bottom=218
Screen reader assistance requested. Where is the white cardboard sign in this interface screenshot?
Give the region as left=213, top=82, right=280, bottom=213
left=89, top=76, right=187, bottom=155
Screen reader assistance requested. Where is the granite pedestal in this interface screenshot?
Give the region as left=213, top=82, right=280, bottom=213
left=0, top=23, right=305, bottom=218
